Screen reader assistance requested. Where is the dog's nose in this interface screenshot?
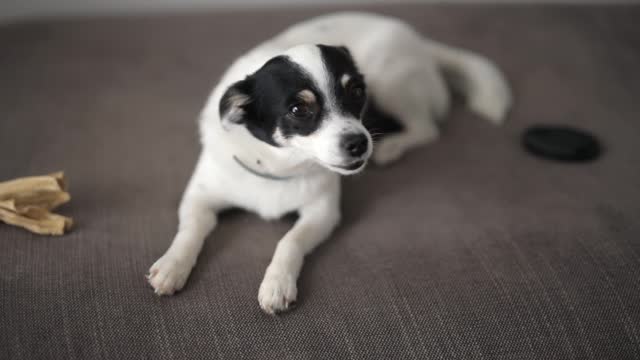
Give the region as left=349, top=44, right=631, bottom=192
left=342, top=133, right=369, bottom=157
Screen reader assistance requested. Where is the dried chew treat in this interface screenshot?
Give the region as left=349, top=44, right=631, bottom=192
left=0, top=172, right=73, bottom=235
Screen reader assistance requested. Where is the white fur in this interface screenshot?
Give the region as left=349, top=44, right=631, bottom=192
left=147, top=12, right=512, bottom=313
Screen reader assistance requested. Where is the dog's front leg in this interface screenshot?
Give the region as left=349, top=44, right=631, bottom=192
left=147, top=186, right=226, bottom=295
left=258, top=194, right=341, bottom=314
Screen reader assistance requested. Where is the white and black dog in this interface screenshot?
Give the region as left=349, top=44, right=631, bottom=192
left=147, top=12, right=511, bottom=314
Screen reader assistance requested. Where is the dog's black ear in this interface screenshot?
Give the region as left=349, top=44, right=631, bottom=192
left=337, top=46, right=351, bottom=56
left=219, top=78, right=253, bottom=125
left=317, top=44, right=352, bottom=58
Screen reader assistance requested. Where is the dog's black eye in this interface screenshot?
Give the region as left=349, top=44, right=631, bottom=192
left=290, top=103, right=313, bottom=119
left=348, top=82, right=365, bottom=99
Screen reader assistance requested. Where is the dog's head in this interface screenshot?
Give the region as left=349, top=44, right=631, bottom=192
left=219, top=44, right=372, bottom=175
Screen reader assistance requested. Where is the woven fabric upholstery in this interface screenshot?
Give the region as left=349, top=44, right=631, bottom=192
left=1, top=4, right=639, bottom=359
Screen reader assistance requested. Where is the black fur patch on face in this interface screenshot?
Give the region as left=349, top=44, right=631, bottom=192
left=219, top=56, right=326, bottom=147
left=317, top=45, right=367, bottom=119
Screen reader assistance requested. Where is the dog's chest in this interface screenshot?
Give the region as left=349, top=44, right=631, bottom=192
left=230, top=180, right=286, bottom=218
left=206, top=157, right=337, bottom=220
left=232, top=175, right=330, bottom=220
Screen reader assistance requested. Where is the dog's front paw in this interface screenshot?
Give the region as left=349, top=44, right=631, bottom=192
left=147, top=255, right=193, bottom=296
left=258, top=272, right=297, bottom=315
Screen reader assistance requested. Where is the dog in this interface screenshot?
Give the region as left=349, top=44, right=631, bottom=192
left=146, top=12, right=511, bottom=314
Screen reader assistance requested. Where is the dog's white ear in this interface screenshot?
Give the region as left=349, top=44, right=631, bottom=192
left=219, top=79, right=252, bottom=126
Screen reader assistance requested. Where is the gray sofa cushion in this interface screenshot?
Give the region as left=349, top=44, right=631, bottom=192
left=1, top=4, right=639, bottom=359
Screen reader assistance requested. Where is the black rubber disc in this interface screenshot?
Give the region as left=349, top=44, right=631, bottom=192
left=522, top=125, right=601, bottom=162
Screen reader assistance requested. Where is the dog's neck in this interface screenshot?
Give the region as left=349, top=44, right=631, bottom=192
left=232, top=155, right=297, bottom=181
left=210, top=120, right=324, bottom=179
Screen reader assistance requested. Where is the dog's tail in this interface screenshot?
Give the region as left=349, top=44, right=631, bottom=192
left=425, top=40, right=512, bottom=124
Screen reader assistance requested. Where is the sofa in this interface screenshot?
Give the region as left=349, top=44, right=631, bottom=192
left=1, top=4, right=639, bottom=359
